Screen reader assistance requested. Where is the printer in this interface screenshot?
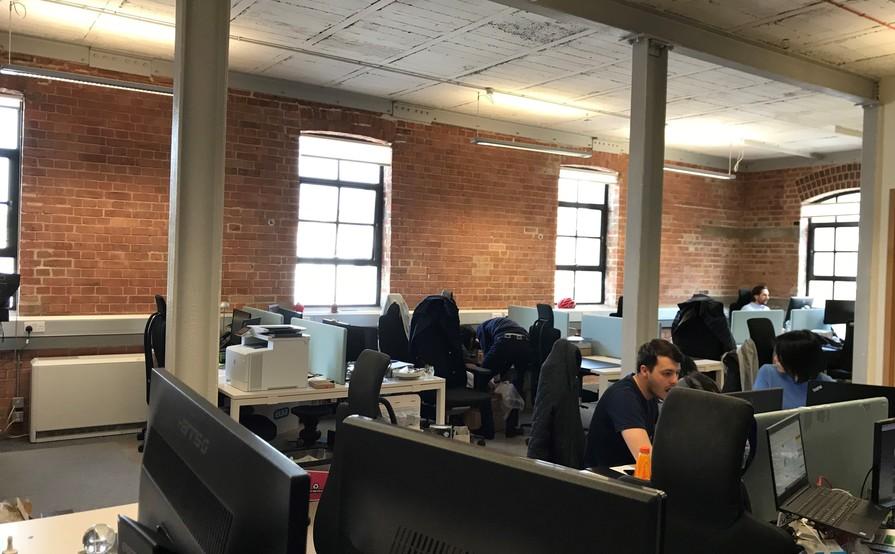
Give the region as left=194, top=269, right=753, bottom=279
left=225, top=325, right=310, bottom=391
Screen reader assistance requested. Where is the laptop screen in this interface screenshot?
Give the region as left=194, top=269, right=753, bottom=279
left=768, top=414, right=809, bottom=503
left=873, top=418, right=895, bottom=508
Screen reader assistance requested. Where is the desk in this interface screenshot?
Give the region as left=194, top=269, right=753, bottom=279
left=219, top=374, right=447, bottom=425
left=0, top=502, right=320, bottom=553
left=582, top=355, right=725, bottom=393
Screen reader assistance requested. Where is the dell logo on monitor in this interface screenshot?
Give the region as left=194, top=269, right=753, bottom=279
left=178, top=418, right=210, bottom=454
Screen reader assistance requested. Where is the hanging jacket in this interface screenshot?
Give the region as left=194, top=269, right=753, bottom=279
left=381, top=293, right=410, bottom=338
left=527, top=339, right=585, bottom=469
left=737, top=339, right=760, bottom=391
left=671, top=294, right=736, bottom=361
left=409, top=295, right=466, bottom=388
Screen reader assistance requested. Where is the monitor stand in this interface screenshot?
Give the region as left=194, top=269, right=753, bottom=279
left=117, top=515, right=177, bottom=554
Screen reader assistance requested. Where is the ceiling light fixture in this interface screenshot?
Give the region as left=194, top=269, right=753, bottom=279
left=0, top=65, right=172, bottom=96
left=742, top=139, right=818, bottom=159
left=663, top=164, right=736, bottom=180
left=485, top=88, right=590, bottom=118
left=471, top=137, right=592, bottom=158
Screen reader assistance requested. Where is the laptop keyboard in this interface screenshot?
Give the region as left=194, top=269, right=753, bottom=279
left=788, top=487, right=860, bottom=526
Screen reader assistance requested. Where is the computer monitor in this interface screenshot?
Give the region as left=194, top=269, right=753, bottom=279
left=0, top=273, right=20, bottom=319
left=325, top=416, right=666, bottom=554
left=823, top=299, right=855, bottom=324
left=807, top=380, right=895, bottom=418
left=269, top=304, right=302, bottom=321
left=725, top=388, right=783, bottom=414
left=785, top=296, right=813, bottom=322
left=872, top=417, right=895, bottom=508
left=229, top=309, right=260, bottom=346
left=323, top=319, right=378, bottom=363
left=125, top=368, right=309, bottom=553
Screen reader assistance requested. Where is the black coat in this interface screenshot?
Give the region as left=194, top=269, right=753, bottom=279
left=527, top=339, right=585, bottom=469
left=409, top=295, right=466, bottom=388
left=671, top=294, right=736, bottom=361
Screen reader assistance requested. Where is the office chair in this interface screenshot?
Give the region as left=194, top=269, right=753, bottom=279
left=650, top=388, right=799, bottom=554
left=746, top=317, right=776, bottom=366
left=728, top=288, right=753, bottom=323
left=333, top=349, right=397, bottom=436
left=378, top=302, right=411, bottom=362
left=528, top=303, right=560, bottom=404
left=608, top=295, right=623, bottom=318
left=527, top=340, right=584, bottom=469
left=138, top=295, right=166, bottom=453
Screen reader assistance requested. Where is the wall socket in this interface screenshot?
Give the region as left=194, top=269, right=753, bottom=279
left=11, top=411, right=24, bottom=423
left=11, top=397, right=24, bottom=409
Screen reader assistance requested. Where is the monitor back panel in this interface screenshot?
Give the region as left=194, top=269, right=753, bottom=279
left=242, top=306, right=284, bottom=326
left=790, top=308, right=830, bottom=332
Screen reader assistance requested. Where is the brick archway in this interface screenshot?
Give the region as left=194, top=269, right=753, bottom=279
left=795, top=163, right=861, bottom=203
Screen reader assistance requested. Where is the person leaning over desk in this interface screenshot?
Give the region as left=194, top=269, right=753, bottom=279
left=583, top=339, right=683, bottom=468
left=753, top=330, right=833, bottom=409
left=741, top=283, right=770, bottom=311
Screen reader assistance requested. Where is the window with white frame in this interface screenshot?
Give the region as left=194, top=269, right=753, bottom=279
left=295, top=135, right=390, bottom=307
left=0, top=96, right=21, bottom=308
left=554, top=167, right=612, bottom=305
left=803, top=191, right=860, bottom=306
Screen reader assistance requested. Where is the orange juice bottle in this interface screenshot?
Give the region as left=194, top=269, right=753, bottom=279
left=634, top=445, right=652, bottom=480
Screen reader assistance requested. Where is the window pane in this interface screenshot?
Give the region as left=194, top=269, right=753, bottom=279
left=834, top=252, right=858, bottom=277
left=336, top=265, right=377, bottom=305
left=0, top=258, right=14, bottom=274
left=300, top=135, right=390, bottom=165
left=299, top=183, right=338, bottom=222
left=575, top=271, right=603, bottom=304
left=833, top=281, right=856, bottom=301
left=812, top=216, right=836, bottom=223
left=557, top=207, right=576, bottom=236
left=836, top=215, right=859, bottom=223
left=0, top=206, right=8, bottom=249
left=339, top=160, right=380, bottom=184
left=835, top=227, right=859, bottom=252
left=298, top=156, right=338, bottom=180
left=0, top=158, right=8, bottom=203
left=813, top=227, right=835, bottom=251
left=295, top=263, right=335, bottom=306
left=554, top=270, right=574, bottom=303
left=555, top=237, right=575, bottom=265
left=558, top=179, right=577, bottom=202
left=837, top=192, right=860, bottom=203
left=576, top=208, right=602, bottom=237
left=575, top=237, right=601, bottom=266
left=0, top=108, right=18, bottom=150
left=338, top=187, right=376, bottom=224
left=808, top=280, right=833, bottom=306
left=336, top=224, right=374, bottom=259
left=578, top=182, right=606, bottom=205
left=813, top=252, right=834, bottom=276
left=297, top=222, right=336, bottom=258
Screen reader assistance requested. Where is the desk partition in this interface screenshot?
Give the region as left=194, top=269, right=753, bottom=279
left=507, top=305, right=570, bottom=338
left=789, top=308, right=831, bottom=332
left=294, top=318, right=348, bottom=385
left=242, top=306, right=284, bottom=326
left=580, top=314, right=624, bottom=358
left=729, top=309, right=784, bottom=344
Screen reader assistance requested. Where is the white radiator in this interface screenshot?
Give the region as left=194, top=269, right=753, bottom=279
left=30, top=353, right=147, bottom=442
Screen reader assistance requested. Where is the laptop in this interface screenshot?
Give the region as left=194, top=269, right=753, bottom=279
left=767, top=413, right=888, bottom=539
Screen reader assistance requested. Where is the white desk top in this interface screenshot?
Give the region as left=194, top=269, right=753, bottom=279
left=218, top=373, right=445, bottom=400
left=0, top=503, right=138, bottom=553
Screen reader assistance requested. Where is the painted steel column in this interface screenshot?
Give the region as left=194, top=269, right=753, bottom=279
left=621, top=38, right=669, bottom=372
left=854, top=103, right=882, bottom=383
left=166, top=0, right=231, bottom=401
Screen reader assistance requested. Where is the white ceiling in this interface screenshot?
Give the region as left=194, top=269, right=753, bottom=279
left=0, top=0, right=869, bottom=160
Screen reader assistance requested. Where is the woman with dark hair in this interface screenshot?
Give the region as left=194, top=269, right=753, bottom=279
left=752, top=330, right=834, bottom=409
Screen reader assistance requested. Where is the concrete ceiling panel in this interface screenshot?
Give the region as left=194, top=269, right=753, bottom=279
left=256, top=51, right=366, bottom=85
left=229, top=0, right=346, bottom=43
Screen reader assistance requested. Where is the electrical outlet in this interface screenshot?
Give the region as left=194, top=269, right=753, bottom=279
left=23, top=320, right=45, bottom=333
left=11, top=397, right=23, bottom=409
left=11, top=411, right=24, bottom=423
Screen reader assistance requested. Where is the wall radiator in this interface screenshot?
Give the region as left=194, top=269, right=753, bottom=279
left=30, top=354, right=146, bottom=442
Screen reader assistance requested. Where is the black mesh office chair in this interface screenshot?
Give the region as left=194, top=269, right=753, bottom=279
left=746, top=318, right=776, bottom=366
left=528, top=303, right=560, bottom=403
left=650, top=388, right=799, bottom=554
left=138, top=295, right=166, bottom=453
left=729, top=288, right=753, bottom=323
left=608, top=296, right=623, bottom=318
left=333, top=349, right=397, bottom=435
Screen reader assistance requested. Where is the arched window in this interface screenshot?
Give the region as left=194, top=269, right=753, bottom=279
left=803, top=191, right=860, bottom=304
left=296, top=134, right=390, bottom=307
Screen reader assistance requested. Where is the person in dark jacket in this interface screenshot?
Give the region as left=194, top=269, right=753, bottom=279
left=527, top=339, right=584, bottom=468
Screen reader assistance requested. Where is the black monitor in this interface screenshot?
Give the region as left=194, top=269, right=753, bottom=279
left=872, top=417, right=895, bottom=508
left=229, top=309, right=260, bottom=346
left=124, top=368, right=309, bottom=553
left=269, top=304, right=302, bottom=322
left=323, top=416, right=666, bottom=554
left=323, top=319, right=378, bottom=363
left=0, top=273, right=20, bottom=320
left=807, top=380, right=895, bottom=418
left=823, top=299, right=855, bottom=324
left=785, top=296, right=814, bottom=322
left=725, top=388, right=784, bottom=414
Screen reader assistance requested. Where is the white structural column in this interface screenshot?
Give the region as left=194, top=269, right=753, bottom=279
left=621, top=38, right=669, bottom=371
left=166, top=0, right=231, bottom=401
left=853, top=104, right=881, bottom=383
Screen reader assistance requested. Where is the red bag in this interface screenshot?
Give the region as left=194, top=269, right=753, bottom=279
left=557, top=298, right=576, bottom=309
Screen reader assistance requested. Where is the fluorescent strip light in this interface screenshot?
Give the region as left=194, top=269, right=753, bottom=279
left=663, top=164, right=736, bottom=180
left=487, top=90, right=589, bottom=118
left=0, top=65, right=172, bottom=96
left=832, top=125, right=862, bottom=139
left=742, top=139, right=818, bottom=159
left=471, top=137, right=592, bottom=158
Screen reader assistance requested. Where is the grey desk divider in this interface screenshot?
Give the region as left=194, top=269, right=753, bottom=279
left=293, top=317, right=348, bottom=385
left=744, top=397, right=888, bottom=524
left=507, top=305, right=570, bottom=338
left=789, top=308, right=831, bottom=332
left=242, top=306, right=284, bottom=326
left=729, top=309, right=784, bottom=344
left=581, top=314, right=624, bottom=358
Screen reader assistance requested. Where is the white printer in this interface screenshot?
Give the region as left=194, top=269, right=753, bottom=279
left=225, top=325, right=309, bottom=391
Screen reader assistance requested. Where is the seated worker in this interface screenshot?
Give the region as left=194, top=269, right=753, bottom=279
left=753, top=330, right=833, bottom=409
left=583, top=339, right=682, bottom=468
left=741, top=284, right=770, bottom=311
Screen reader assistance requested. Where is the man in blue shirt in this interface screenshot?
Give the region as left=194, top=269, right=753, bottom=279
left=753, top=330, right=834, bottom=409
left=583, top=339, right=683, bottom=467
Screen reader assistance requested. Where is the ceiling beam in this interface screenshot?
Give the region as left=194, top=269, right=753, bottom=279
left=491, top=0, right=878, bottom=103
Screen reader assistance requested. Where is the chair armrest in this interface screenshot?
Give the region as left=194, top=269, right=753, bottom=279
left=378, top=397, right=398, bottom=424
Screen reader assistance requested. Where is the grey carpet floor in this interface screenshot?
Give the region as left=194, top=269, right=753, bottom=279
left=0, top=435, right=140, bottom=516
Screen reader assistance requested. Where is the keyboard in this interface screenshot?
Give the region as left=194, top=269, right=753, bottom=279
left=788, top=487, right=860, bottom=526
